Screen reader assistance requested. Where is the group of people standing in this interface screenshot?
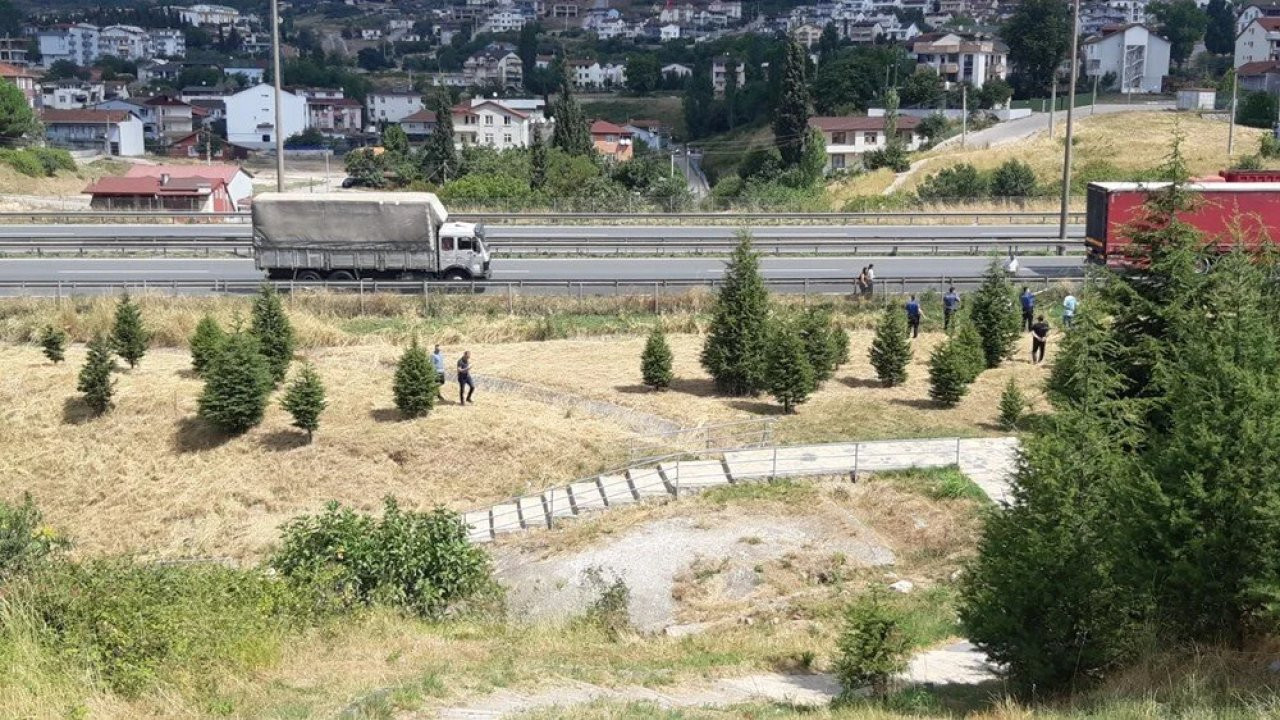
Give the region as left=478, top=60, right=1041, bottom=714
left=856, top=264, right=876, bottom=297
left=903, top=285, right=1079, bottom=365
left=431, top=345, right=477, bottom=405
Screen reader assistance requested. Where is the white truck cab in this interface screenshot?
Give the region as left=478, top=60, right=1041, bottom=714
left=439, top=221, right=491, bottom=280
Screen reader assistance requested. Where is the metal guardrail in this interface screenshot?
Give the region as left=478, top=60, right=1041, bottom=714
left=0, top=236, right=1083, bottom=257
left=0, top=275, right=1086, bottom=300
left=0, top=209, right=1087, bottom=226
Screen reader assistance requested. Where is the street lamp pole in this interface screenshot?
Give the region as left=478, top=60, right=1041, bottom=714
left=1058, top=0, right=1082, bottom=242
left=271, top=0, right=285, bottom=192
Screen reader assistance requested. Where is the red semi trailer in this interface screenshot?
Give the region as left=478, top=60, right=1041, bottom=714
left=1085, top=180, right=1280, bottom=265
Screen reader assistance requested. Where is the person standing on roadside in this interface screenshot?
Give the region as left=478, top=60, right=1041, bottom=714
left=457, top=350, right=475, bottom=405
left=905, top=294, right=924, bottom=339
left=1062, top=293, right=1078, bottom=329
left=1020, top=286, right=1035, bottom=332
left=1031, top=315, right=1050, bottom=364
left=857, top=266, right=870, bottom=298
left=942, top=286, right=961, bottom=331
left=431, top=345, right=447, bottom=401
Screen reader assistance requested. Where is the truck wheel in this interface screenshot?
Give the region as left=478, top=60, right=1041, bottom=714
left=328, top=270, right=356, bottom=281
left=442, top=269, right=469, bottom=281
left=297, top=270, right=322, bottom=281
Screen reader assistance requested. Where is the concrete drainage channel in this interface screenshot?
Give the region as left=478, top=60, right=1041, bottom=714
left=464, top=437, right=1020, bottom=543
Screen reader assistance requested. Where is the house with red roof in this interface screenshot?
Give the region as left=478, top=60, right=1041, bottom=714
left=399, top=108, right=438, bottom=140
left=1237, top=17, right=1280, bottom=68
left=590, top=119, right=633, bottom=162
left=0, top=63, right=37, bottom=109
left=42, top=108, right=145, bottom=156
left=83, top=173, right=235, bottom=212
left=807, top=116, right=924, bottom=172
left=453, top=99, right=536, bottom=150
left=124, top=164, right=254, bottom=210
left=306, top=96, right=364, bottom=136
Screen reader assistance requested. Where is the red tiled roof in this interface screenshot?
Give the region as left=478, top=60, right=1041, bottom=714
left=401, top=109, right=438, bottom=123
left=1238, top=60, right=1280, bottom=76
left=41, top=109, right=135, bottom=124
left=1254, top=17, right=1280, bottom=29
left=124, top=164, right=247, bottom=184
left=144, top=95, right=189, bottom=107
left=808, top=115, right=921, bottom=132
left=0, top=62, right=35, bottom=78
left=590, top=119, right=628, bottom=135
left=83, top=175, right=223, bottom=197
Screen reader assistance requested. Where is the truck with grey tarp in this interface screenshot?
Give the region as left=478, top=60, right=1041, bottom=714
left=251, top=192, right=491, bottom=281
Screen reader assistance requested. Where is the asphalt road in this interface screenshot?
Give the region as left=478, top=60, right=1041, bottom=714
left=0, top=223, right=1083, bottom=241
left=0, top=255, right=1085, bottom=285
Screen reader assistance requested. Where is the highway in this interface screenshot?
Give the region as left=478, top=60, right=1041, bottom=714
left=0, top=255, right=1085, bottom=286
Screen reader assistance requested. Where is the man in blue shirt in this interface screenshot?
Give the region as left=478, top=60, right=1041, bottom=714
left=905, top=294, right=924, bottom=338
left=942, top=286, right=961, bottom=331
left=1062, top=293, right=1078, bottom=329
left=1020, top=287, right=1035, bottom=332
left=432, top=345, right=447, bottom=401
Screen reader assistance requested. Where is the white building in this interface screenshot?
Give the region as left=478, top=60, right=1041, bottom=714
left=224, top=83, right=307, bottom=150
left=99, top=25, right=148, bottom=60
left=1238, top=1, right=1280, bottom=35
left=147, top=29, right=186, bottom=58
left=482, top=10, right=529, bottom=33
left=179, top=4, right=241, bottom=27
left=711, top=56, right=746, bottom=94
left=708, top=0, right=743, bottom=20
left=908, top=32, right=1008, bottom=89
left=367, top=91, right=425, bottom=124
left=37, top=24, right=100, bottom=68
left=1236, top=17, right=1280, bottom=68
left=1083, top=23, right=1171, bottom=94
left=660, top=23, right=681, bottom=41
left=42, top=108, right=144, bottom=156
left=793, top=23, right=824, bottom=48
left=224, top=64, right=267, bottom=84
left=662, top=62, right=693, bottom=78
left=453, top=100, right=536, bottom=150
left=463, top=44, right=523, bottom=88
left=808, top=115, right=925, bottom=171
left=41, top=81, right=106, bottom=110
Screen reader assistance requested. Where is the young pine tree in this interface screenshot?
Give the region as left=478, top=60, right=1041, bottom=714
left=767, top=320, right=816, bottom=414
left=110, top=293, right=148, bottom=369
left=928, top=335, right=973, bottom=407
left=969, top=262, right=1020, bottom=368
left=640, top=325, right=674, bottom=390
left=281, top=362, right=327, bottom=442
left=998, top=378, right=1026, bottom=431
left=197, top=331, right=274, bottom=434
left=393, top=337, right=439, bottom=419
left=38, top=324, right=66, bottom=364
left=797, top=308, right=848, bottom=386
left=701, top=232, right=771, bottom=396
left=834, top=589, right=910, bottom=699
left=189, top=314, right=228, bottom=376
left=76, top=333, right=115, bottom=416
left=250, top=285, right=295, bottom=385
left=869, top=309, right=911, bottom=387
left=952, top=316, right=986, bottom=383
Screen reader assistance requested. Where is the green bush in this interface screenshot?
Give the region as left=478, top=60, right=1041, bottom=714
left=869, top=309, right=912, bottom=387
left=0, top=148, right=45, bottom=177
left=17, top=560, right=297, bottom=697
left=916, top=163, right=988, bottom=201
left=189, top=314, right=227, bottom=376
left=990, top=159, right=1038, bottom=197
left=269, top=497, right=494, bottom=618
left=834, top=589, right=910, bottom=698
left=1231, top=154, right=1263, bottom=171
left=1261, top=133, right=1280, bottom=159
left=30, top=147, right=75, bottom=175
left=0, top=493, right=68, bottom=580
left=795, top=307, right=848, bottom=386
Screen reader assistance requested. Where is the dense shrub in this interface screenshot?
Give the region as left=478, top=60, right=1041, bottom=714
left=0, top=493, right=68, bottom=580
left=916, top=163, right=989, bottom=201
left=269, top=497, right=493, bottom=618
left=989, top=159, right=1038, bottom=197
left=834, top=590, right=910, bottom=698
left=0, top=148, right=45, bottom=177
left=30, top=147, right=75, bottom=175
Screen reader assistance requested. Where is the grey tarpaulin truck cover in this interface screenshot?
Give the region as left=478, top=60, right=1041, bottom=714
left=251, top=192, right=449, bottom=250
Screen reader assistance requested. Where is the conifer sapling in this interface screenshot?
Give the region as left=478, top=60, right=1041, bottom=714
left=869, top=309, right=912, bottom=387
left=393, top=337, right=438, bottom=419
left=198, top=330, right=273, bottom=434
left=190, top=314, right=228, bottom=376
left=998, top=378, right=1026, bottom=431
left=110, top=293, right=148, bottom=369
left=281, top=362, right=327, bottom=442
left=640, top=325, right=674, bottom=390
left=767, top=320, right=816, bottom=413
left=77, top=333, right=115, bottom=416
left=39, top=324, right=66, bottom=364
left=928, top=336, right=973, bottom=407
left=250, top=285, right=295, bottom=385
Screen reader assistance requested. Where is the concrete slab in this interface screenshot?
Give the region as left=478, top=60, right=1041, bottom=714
left=517, top=496, right=549, bottom=529
left=543, top=487, right=575, bottom=520
left=659, top=460, right=730, bottom=495
left=490, top=503, right=522, bottom=535
left=569, top=480, right=607, bottom=513
left=627, top=466, right=672, bottom=498
left=724, top=443, right=859, bottom=480
left=598, top=473, right=637, bottom=506
left=463, top=510, right=491, bottom=543
left=853, top=439, right=962, bottom=472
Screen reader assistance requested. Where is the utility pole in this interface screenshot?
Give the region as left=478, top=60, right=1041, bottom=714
left=1049, top=75, right=1057, bottom=138
left=961, top=83, right=967, bottom=148
left=1058, top=0, right=1082, bottom=242
left=271, top=0, right=285, bottom=192
left=1091, top=72, right=1098, bottom=116
left=1228, top=69, right=1238, bottom=156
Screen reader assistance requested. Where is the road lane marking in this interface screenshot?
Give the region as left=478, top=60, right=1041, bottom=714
left=56, top=270, right=214, bottom=275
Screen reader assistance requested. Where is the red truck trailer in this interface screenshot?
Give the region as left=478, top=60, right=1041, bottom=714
left=1085, top=181, right=1280, bottom=265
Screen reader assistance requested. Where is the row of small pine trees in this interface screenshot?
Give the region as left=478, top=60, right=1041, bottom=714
left=867, top=263, right=1030, bottom=424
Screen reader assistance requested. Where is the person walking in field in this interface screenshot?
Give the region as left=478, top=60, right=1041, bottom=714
left=905, top=294, right=924, bottom=339
left=457, top=350, right=476, bottom=405
left=942, top=286, right=961, bottom=331
left=432, top=345, right=447, bottom=401
left=1062, top=293, right=1078, bottom=329
left=1031, top=315, right=1050, bottom=364
left=1020, top=286, right=1035, bottom=332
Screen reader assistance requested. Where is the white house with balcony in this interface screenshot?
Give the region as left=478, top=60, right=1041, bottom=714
left=1236, top=17, right=1280, bottom=68
left=452, top=100, right=536, bottom=150
left=908, top=32, right=1007, bottom=88
left=808, top=116, right=924, bottom=172
left=42, top=108, right=144, bottom=156
left=37, top=24, right=100, bottom=68
left=1083, top=23, right=1171, bottom=93
left=463, top=44, right=523, bottom=88
left=368, top=91, right=424, bottom=124
left=225, top=83, right=307, bottom=150
left=179, top=4, right=241, bottom=27
left=99, top=25, right=148, bottom=60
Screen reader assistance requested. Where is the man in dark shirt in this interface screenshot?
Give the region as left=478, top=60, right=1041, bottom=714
left=457, top=350, right=475, bottom=404
left=905, top=295, right=924, bottom=339
left=1020, top=287, right=1035, bottom=332
left=942, top=286, right=961, bottom=331
left=1031, top=316, right=1050, bottom=364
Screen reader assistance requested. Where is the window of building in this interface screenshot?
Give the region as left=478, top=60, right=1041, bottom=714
left=485, top=115, right=493, bottom=125
left=503, top=115, right=511, bottom=125
left=832, top=154, right=845, bottom=169
left=262, top=134, right=270, bottom=142
left=485, top=133, right=494, bottom=143
left=832, top=131, right=846, bottom=144
left=503, top=133, right=512, bottom=144
left=863, top=131, right=877, bottom=144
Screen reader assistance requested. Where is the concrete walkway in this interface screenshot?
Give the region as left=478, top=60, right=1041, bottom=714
left=426, top=641, right=996, bottom=719
left=464, top=437, right=1019, bottom=543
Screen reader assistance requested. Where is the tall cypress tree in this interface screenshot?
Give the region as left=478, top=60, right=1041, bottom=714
left=111, top=293, right=148, bottom=369
left=701, top=232, right=770, bottom=396
left=552, top=62, right=593, bottom=156
left=773, top=35, right=811, bottom=168
left=422, top=94, right=458, bottom=183
left=250, top=284, right=295, bottom=386
left=529, top=126, right=548, bottom=191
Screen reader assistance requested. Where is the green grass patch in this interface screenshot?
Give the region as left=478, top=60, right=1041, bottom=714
left=698, top=479, right=819, bottom=507
left=875, top=466, right=990, bottom=504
